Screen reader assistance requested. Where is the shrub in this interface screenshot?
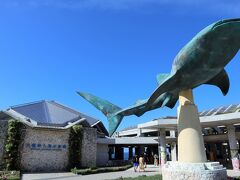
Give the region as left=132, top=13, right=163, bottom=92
left=71, top=164, right=132, bottom=175
left=68, top=125, right=83, bottom=169
left=0, top=171, right=20, bottom=180
left=4, top=120, right=24, bottom=171
left=114, top=174, right=162, bottom=180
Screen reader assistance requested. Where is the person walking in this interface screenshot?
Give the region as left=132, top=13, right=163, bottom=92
left=138, top=155, right=145, bottom=172
left=154, top=154, right=159, bottom=166
left=133, top=155, right=139, bottom=172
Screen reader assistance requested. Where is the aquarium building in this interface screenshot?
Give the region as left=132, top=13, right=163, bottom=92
left=0, top=100, right=110, bottom=172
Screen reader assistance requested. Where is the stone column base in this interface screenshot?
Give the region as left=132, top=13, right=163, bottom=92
left=162, top=161, right=227, bottom=180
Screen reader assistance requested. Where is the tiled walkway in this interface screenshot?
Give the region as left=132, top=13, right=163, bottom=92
left=22, top=165, right=240, bottom=180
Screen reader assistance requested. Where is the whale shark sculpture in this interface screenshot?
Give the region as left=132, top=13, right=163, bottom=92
left=78, top=18, right=240, bottom=136
left=77, top=77, right=178, bottom=136
left=147, top=18, right=240, bottom=105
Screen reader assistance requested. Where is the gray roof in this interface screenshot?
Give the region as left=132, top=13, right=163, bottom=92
left=121, top=125, right=137, bottom=131
left=148, top=104, right=240, bottom=122
left=199, top=104, right=240, bottom=116
left=9, top=100, right=100, bottom=128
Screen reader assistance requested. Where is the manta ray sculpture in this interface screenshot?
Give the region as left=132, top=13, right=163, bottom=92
left=78, top=18, right=240, bottom=136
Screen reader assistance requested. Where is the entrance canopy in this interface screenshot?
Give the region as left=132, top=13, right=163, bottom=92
left=138, top=104, right=240, bottom=130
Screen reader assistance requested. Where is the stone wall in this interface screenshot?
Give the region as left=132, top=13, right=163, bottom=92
left=96, top=144, right=109, bottom=167
left=20, top=127, right=70, bottom=172
left=81, top=128, right=97, bottom=168
left=0, top=119, right=100, bottom=171
left=0, top=120, right=8, bottom=168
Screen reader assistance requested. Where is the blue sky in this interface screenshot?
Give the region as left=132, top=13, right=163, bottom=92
left=0, top=0, right=240, bottom=131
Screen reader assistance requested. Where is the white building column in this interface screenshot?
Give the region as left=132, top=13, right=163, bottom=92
left=159, top=128, right=166, bottom=166
left=227, top=125, right=239, bottom=170
left=171, top=142, right=177, bottom=161
left=170, top=130, right=177, bottom=161
left=137, top=128, right=143, bottom=137
left=170, top=130, right=176, bottom=138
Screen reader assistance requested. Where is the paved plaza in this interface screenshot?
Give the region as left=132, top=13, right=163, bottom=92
left=22, top=165, right=160, bottom=180
left=22, top=165, right=240, bottom=180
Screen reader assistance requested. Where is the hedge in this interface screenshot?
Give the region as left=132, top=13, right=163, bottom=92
left=114, top=175, right=162, bottom=180
left=71, top=164, right=132, bottom=175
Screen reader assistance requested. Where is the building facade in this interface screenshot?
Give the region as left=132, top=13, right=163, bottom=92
left=1, top=101, right=240, bottom=172
left=0, top=100, right=109, bottom=172
left=111, top=104, right=240, bottom=169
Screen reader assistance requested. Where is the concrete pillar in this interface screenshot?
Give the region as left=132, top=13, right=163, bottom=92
left=209, top=143, right=217, bottom=161
left=159, top=128, right=167, bottom=166
left=115, top=146, right=124, bottom=160
left=108, top=146, right=114, bottom=160
left=137, top=128, right=143, bottom=137
left=227, top=125, right=239, bottom=170
left=135, top=147, right=139, bottom=156
left=169, top=130, right=177, bottom=161
left=139, top=145, right=145, bottom=155
left=170, top=130, right=176, bottom=138
left=177, top=90, right=207, bottom=162
left=129, top=147, right=133, bottom=160
left=171, top=142, right=177, bottom=161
